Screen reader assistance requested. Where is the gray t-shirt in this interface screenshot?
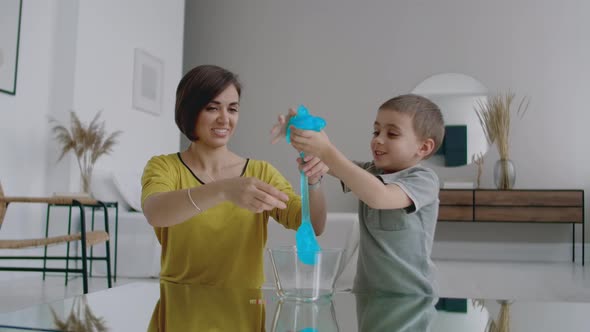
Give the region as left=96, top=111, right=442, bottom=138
left=342, top=162, right=440, bottom=296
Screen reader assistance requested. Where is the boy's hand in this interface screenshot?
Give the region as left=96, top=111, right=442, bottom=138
left=270, top=108, right=298, bottom=144
left=298, top=155, right=329, bottom=184
left=290, top=127, right=332, bottom=159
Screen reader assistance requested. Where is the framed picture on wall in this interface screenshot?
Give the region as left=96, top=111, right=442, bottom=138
left=0, top=0, right=23, bottom=95
left=132, top=48, right=164, bottom=115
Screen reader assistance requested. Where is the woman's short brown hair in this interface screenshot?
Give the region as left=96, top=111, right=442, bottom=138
left=175, top=65, right=242, bottom=141
left=379, top=94, right=445, bottom=158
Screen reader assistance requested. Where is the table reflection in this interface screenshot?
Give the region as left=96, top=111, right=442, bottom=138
left=147, top=282, right=440, bottom=332
left=355, top=293, right=437, bottom=332
left=146, top=282, right=442, bottom=332
left=2, top=281, right=590, bottom=331
left=271, top=298, right=339, bottom=332
left=147, top=281, right=266, bottom=332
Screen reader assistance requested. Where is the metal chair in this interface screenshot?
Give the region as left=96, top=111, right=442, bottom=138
left=0, top=181, right=112, bottom=294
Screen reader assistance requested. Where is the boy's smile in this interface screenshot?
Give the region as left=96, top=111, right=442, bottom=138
left=371, top=109, right=428, bottom=173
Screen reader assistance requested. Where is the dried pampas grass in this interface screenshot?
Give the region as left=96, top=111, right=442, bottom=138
left=475, top=92, right=529, bottom=189
left=472, top=299, right=513, bottom=332
left=50, top=111, right=122, bottom=193
left=51, top=297, right=108, bottom=332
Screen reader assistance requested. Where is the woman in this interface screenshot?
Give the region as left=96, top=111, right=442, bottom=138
left=141, top=65, right=327, bottom=287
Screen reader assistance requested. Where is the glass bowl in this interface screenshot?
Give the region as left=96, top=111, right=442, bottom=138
left=267, top=246, right=343, bottom=302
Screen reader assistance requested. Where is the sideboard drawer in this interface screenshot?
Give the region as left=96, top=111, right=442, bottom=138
left=475, top=190, right=583, bottom=207
left=475, top=206, right=583, bottom=223
left=438, top=206, right=473, bottom=221
left=439, top=190, right=473, bottom=205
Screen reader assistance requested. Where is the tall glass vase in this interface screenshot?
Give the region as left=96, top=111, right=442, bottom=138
left=80, top=169, right=93, bottom=196
left=493, top=159, right=515, bottom=190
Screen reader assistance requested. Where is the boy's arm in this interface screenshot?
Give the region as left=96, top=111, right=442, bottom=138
left=322, top=146, right=412, bottom=210
left=289, top=127, right=412, bottom=210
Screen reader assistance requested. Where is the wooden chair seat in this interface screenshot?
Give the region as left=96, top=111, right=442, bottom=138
left=0, top=230, right=109, bottom=249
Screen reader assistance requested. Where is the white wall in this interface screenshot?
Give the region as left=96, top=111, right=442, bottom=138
left=1, top=1, right=54, bottom=194
left=0, top=0, right=184, bottom=280
left=0, top=0, right=60, bottom=280
left=183, top=0, right=590, bottom=261
left=66, top=0, right=184, bottom=188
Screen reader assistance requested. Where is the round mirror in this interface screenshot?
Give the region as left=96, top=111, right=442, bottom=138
left=412, top=73, right=489, bottom=167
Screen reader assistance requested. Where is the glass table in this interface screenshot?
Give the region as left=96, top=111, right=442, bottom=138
left=1, top=281, right=589, bottom=331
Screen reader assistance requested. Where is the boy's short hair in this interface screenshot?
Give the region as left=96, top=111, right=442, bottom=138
left=175, top=65, right=242, bottom=141
left=379, top=94, right=445, bottom=158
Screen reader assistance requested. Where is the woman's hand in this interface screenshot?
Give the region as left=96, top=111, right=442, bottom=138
left=222, top=177, right=289, bottom=213
left=270, top=108, right=298, bottom=144
left=298, top=155, right=329, bottom=184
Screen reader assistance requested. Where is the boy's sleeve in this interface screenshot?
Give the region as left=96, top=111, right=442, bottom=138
left=141, top=156, right=176, bottom=208
left=340, top=161, right=375, bottom=193
left=378, top=167, right=439, bottom=214
left=263, top=162, right=302, bottom=230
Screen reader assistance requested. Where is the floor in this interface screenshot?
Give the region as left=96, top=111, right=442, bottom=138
left=0, top=259, right=589, bottom=313
left=436, top=259, right=590, bottom=302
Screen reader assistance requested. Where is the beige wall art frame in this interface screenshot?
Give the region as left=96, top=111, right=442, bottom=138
left=132, top=48, right=164, bottom=116
left=0, top=0, right=23, bottom=95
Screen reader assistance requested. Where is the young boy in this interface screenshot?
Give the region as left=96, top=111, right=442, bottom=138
left=277, top=94, right=444, bottom=295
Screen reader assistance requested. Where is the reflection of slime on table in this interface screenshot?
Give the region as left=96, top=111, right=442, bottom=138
left=286, top=105, right=327, bottom=265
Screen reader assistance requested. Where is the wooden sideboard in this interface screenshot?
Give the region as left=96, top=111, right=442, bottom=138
left=438, top=189, right=585, bottom=264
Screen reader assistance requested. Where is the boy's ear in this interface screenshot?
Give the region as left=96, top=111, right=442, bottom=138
left=418, top=138, right=435, bottom=158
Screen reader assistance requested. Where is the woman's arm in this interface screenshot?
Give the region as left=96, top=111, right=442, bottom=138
left=143, top=177, right=290, bottom=227
left=143, top=181, right=224, bottom=228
